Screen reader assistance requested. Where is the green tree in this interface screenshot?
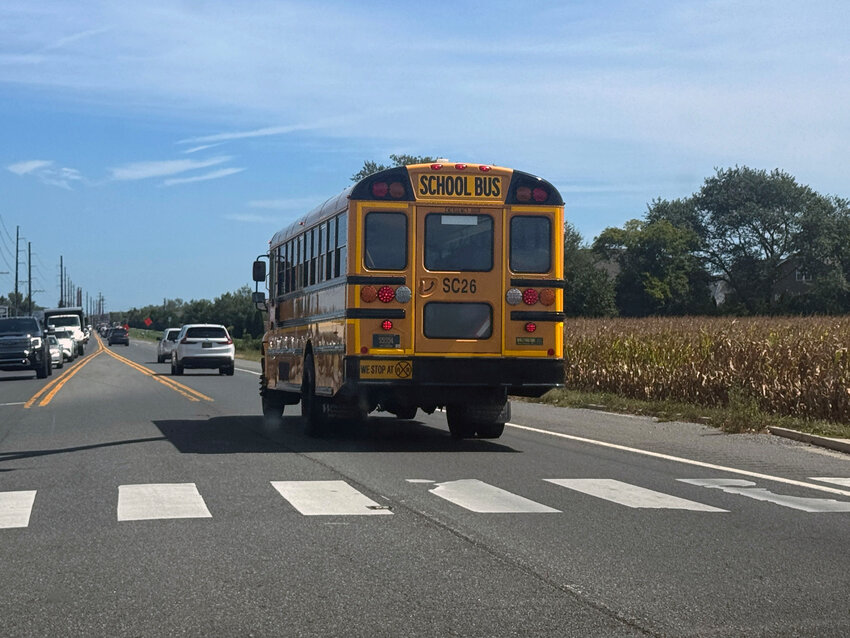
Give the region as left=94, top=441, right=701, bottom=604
left=694, top=166, right=818, bottom=314
left=593, top=219, right=712, bottom=316
left=351, top=154, right=438, bottom=182
left=562, top=222, right=617, bottom=317
left=792, top=196, right=850, bottom=313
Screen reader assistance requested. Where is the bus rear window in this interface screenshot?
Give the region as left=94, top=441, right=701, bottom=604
left=425, top=214, right=493, bottom=272
left=364, top=212, right=407, bottom=270
left=510, top=216, right=551, bottom=273
left=423, top=302, right=492, bottom=339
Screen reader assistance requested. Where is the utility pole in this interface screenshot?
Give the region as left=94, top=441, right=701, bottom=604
left=14, top=226, right=20, bottom=316
left=59, top=255, right=64, bottom=307
left=27, top=241, right=32, bottom=315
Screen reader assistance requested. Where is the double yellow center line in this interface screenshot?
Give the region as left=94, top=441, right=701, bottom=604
left=25, top=336, right=213, bottom=407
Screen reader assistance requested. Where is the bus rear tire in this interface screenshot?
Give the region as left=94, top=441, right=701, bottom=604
left=446, top=405, right=477, bottom=439
left=301, top=354, right=327, bottom=437
left=446, top=401, right=508, bottom=439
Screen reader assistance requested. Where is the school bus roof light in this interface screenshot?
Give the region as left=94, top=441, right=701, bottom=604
left=479, top=165, right=491, bottom=172
left=371, top=182, right=389, bottom=198
left=430, top=164, right=443, bottom=170
left=516, top=186, right=532, bottom=202
left=455, top=163, right=467, bottom=170
left=532, top=187, right=549, bottom=203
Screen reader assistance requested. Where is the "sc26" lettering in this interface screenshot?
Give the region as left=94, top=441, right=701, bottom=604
left=442, top=277, right=477, bottom=294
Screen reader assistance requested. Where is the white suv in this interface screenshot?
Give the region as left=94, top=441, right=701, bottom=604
left=171, top=324, right=235, bottom=376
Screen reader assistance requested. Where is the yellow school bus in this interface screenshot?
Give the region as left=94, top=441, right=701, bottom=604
left=252, top=161, right=565, bottom=438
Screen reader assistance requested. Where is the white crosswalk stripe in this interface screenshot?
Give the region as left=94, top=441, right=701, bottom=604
left=117, top=483, right=212, bottom=521
left=678, top=478, right=850, bottom=513
left=271, top=480, right=393, bottom=516
left=544, top=479, right=727, bottom=511
left=0, top=490, right=37, bottom=529
left=810, top=477, right=850, bottom=488
left=428, top=479, right=560, bottom=513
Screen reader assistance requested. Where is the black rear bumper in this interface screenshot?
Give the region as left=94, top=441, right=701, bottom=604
left=343, top=355, right=564, bottom=402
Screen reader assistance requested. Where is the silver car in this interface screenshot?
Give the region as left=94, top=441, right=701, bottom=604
left=157, top=328, right=182, bottom=363
left=48, top=335, right=64, bottom=369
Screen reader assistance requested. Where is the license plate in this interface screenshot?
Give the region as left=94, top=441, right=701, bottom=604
left=359, top=360, right=412, bottom=380
left=202, top=341, right=212, bottom=348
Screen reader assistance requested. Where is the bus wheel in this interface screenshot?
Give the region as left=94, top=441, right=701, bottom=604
left=446, top=405, right=476, bottom=439
left=262, top=392, right=285, bottom=429
left=301, top=354, right=327, bottom=437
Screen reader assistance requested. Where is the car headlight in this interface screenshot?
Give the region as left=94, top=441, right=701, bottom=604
left=31, top=337, right=43, bottom=349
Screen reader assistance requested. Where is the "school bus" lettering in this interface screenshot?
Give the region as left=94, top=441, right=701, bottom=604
left=417, top=175, right=502, bottom=198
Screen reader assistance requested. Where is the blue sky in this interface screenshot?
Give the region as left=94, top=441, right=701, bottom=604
left=1, top=0, right=848, bottom=312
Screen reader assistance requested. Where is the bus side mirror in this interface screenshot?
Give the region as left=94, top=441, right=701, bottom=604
left=252, top=291, right=267, bottom=310
left=252, top=260, right=267, bottom=282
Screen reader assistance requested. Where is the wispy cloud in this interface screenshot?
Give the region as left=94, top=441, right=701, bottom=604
left=182, top=143, right=223, bottom=154
left=8, top=160, right=53, bottom=175
left=163, top=167, right=244, bottom=187
left=223, top=213, right=280, bottom=224
left=39, top=27, right=113, bottom=53
left=178, top=124, right=314, bottom=145
left=109, top=156, right=231, bottom=181
left=7, top=160, right=83, bottom=189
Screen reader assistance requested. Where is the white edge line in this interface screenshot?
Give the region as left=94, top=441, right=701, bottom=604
left=235, top=367, right=261, bottom=375
left=505, top=422, right=850, bottom=499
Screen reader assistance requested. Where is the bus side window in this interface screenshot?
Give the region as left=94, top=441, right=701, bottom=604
left=335, top=214, right=347, bottom=278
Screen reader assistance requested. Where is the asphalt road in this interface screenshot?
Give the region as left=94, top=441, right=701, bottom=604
left=1, top=336, right=849, bottom=637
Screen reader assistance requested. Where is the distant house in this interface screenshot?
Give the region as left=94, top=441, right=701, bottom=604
left=773, top=255, right=815, bottom=301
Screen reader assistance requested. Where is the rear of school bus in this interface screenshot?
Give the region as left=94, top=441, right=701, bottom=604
left=343, top=162, right=565, bottom=438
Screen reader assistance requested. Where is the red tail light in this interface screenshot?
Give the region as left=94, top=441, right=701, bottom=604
left=381, top=320, right=393, bottom=331
left=522, top=288, right=538, bottom=305
left=181, top=337, right=189, bottom=344
left=525, top=322, right=537, bottom=333
left=225, top=337, right=233, bottom=345
left=377, top=286, right=395, bottom=303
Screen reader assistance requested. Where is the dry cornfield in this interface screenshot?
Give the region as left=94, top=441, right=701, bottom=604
left=562, top=316, right=850, bottom=423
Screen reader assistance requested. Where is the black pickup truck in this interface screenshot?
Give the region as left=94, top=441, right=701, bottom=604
left=0, top=316, right=52, bottom=379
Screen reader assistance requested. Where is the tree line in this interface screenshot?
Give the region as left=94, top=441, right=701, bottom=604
left=116, top=285, right=264, bottom=340
left=568, top=166, right=850, bottom=317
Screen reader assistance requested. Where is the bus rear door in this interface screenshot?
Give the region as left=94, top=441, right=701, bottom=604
left=414, top=206, right=504, bottom=355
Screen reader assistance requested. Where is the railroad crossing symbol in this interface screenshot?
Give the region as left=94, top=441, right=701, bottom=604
left=394, top=361, right=412, bottom=378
